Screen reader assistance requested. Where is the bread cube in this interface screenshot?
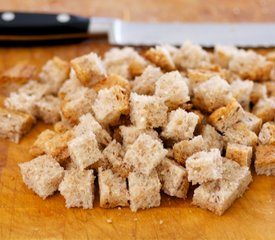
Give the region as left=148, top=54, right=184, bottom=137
left=225, top=143, right=253, bottom=167
left=264, top=81, right=275, bottom=97
left=39, top=57, right=70, bottom=94
left=173, top=42, right=211, bottom=70
left=241, top=111, right=262, bottom=134
left=258, top=122, right=275, bottom=145
left=144, top=46, right=176, bottom=71
left=71, top=52, right=107, bottom=87
left=54, top=120, right=72, bottom=134
left=0, top=107, right=34, bottom=143
left=193, top=76, right=232, bottom=112
left=128, top=170, right=161, bottom=212
left=186, top=149, right=223, bottom=185
left=157, top=158, right=189, bottom=198
left=252, top=97, right=275, bottom=123
left=68, top=132, right=103, bottom=170
left=74, top=113, right=111, bottom=147
left=123, top=134, right=167, bottom=175
left=130, top=93, right=168, bottom=129
left=155, top=71, right=190, bottom=110
left=255, top=144, right=275, bottom=176
left=250, top=83, right=267, bottom=104
left=192, top=158, right=252, bottom=215
left=161, top=109, right=198, bottom=141
left=173, top=135, right=206, bottom=165
left=92, top=86, right=129, bottom=126
left=201, top=124, right=225, bottom=151
left=223, top=122, right=258, bottom=147
left=214, top=45, right=238, bottom=68
left=132, top=66, right=163, bottom=95
left=208, top=99, right=244, bottom=132
left=98, top=168, right=129, bottom=208
left=59, top=169, right=95, bottom=209
left=19, top=155, right=64, bottom=199
left=58, top=77, right=81, bottom=100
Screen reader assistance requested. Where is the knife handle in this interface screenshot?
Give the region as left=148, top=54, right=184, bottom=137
left=0, top=12, right=90, bottom=35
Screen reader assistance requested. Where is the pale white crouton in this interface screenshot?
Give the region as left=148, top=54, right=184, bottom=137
left=252, top=97, right=275, bottom=123
left=214, top=45, right=238, bottom=68
left=241, top=111, right=262, bottom=134
left=255, top=144, right=275, bottom=176
left=19, top=155, right=64, bottom=199
left=250, top=83, right=267, bottom=104
left=58, top=77, right=82, bottom=99
left=225, top=143, right=253, bottom=167
left=201, top=124, right=225, bottom=151
left=258, top=122, right=275, bottom=145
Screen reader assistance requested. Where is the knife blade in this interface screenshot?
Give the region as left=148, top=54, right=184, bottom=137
left=0, top=11, right=275, bottom=47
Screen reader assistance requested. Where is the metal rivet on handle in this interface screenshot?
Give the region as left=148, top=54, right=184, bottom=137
left=1, top=12, right=15, bottom=22
left=57, top=13, right=70, bottom=23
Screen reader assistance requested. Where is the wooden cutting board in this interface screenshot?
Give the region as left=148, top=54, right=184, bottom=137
left=0, top=0, right=275, bottom=239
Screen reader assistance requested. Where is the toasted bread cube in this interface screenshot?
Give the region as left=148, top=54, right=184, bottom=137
left=214, top=45, right=238, bottom=68
left=155, top=71, right=190, bottom=110
left=173, top=135, right=206, bottom=165
left=186, top=149, right=223, bottom=185
left=58, top=77, right=82, bottom=100
left=162, top=109, right=198, bottom=141
left=193, top=76, right=232, bottom=112
left=98, top=168, right=129, bottom=208
left=192, top=158, right=252, bottom=215
left=19, top=155, right=64, bottom=199
left=229, top=50, right=274, bottom=81
left=44, top=130, right=74, bottom=162
left=29, top=129, right=56, bottom=157
left=258, top=122, right=275, bottom=145
left=39, top=57, right=70, bottom=94
left=223, top=122, right=258, bottom=147
left=252, top=97, right=275, bottom=123
left=173, top=42, right=211, bottom=70
left=157, top=158, right=189, bottom=198
left=0, top=107, right=34, bottom=143
left=74, top=113, right=111, bottom=147
left=59, top=169, right=95, bottom=209
left=201, top=124, right=225, bottom=151
left=132, top=66, right=163, bottom=95
left=123, top=134, right=167, bottom=175
left=119, top=125, right=159, bottom=147
left=208, top=99, right=244, bottom=132
left=226, top=143, right=252, bottom=167
left=144, top=46, right=176, bottom=71
left=241, top=111, right=262, bottom=134
left=92, top=86, right=129, bottom=126
left=128, top=170, right=161, bottom=212
left=255, top=144, right=275, bottom=176
left=35, top=95, right=60, bottom=124
left=264, top=81, right=275, bottom=97
left=250, top=83, right=267, bottom=104
left=54, top=120, right=72, bottom=134
left=68, top=132, right=103, bottom=170
left=130, top=93, right=168, bottom=129
left=71, top=52, right=106, bottom=87
left=61, top=86, right=97, bottom=125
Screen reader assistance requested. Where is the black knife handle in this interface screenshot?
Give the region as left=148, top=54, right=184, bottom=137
left=0, top=12, right=90, bottom=35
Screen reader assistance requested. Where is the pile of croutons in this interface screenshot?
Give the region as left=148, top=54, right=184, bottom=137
left=1, top=42, right=275, bottom=215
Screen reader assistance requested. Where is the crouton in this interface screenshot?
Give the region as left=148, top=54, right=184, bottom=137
left=39, top=57, right=70, bottom=94
left=54, top=120, right=72, bottom=133
left=130, top=93, right=168, bottom=129
left=71, top=52, right=107, bottom=87
left=192, top=158, right=252, bottom=215
left=250, top=83, right=267, bottom=104
left=157, top=158, right=189, bottom=198
left=144, top=46, right=176, bottom=71
left=58, top=77, right=81, bottom=100
left=186, top=149, right=223, bottom=185
left=155, top=71, right=190, bottom=110
left=128, top=170, right=161, bottom=212
left=208, top=99, right=244, bottom=132
left=241, top=111, right=262, bottom=134
left=225, top=143, right=253, bottom=167
left=19, top=155, right=64, bottom=199
left=173, top=135, right=206, bottom=165
left=59, top=169, right=95, bottom=209
left=258, top=122, right=275, bottom=145
left=123, top=134, right=167, bottom=175
left=0, top=107, right=34, bottom=143
left=255, top=144, right=275, bottom=176
left=132, top=66, right=163, bottom=95
left=68, top=132, right=103, bottom=170
left=173, top=42, right=211, bottom=70
left=201, top=124, right=225, bottom=151
left=161, top=109, right=198, bottom=141
left=264, top=81, right=275, bottom=97
left=252, top=97, right=275, bottom=123
left=92, top=86, right=129, bottom=126
left=98, top=168, right=129, bottom=208
left=193, top=76, right=232, bottom=112
left=214, top=45, right=238, bottom=68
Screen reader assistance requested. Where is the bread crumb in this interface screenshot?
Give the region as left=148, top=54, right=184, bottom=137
left=106, top=219, right=113, bottom=224
left=159, top=220, right=164, bottom=225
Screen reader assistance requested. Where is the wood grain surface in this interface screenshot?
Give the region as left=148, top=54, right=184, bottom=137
left=0, top=0, right=275, bottom=239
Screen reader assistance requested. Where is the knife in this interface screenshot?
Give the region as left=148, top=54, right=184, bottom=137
left=0, top=11, right=274, bottom=47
